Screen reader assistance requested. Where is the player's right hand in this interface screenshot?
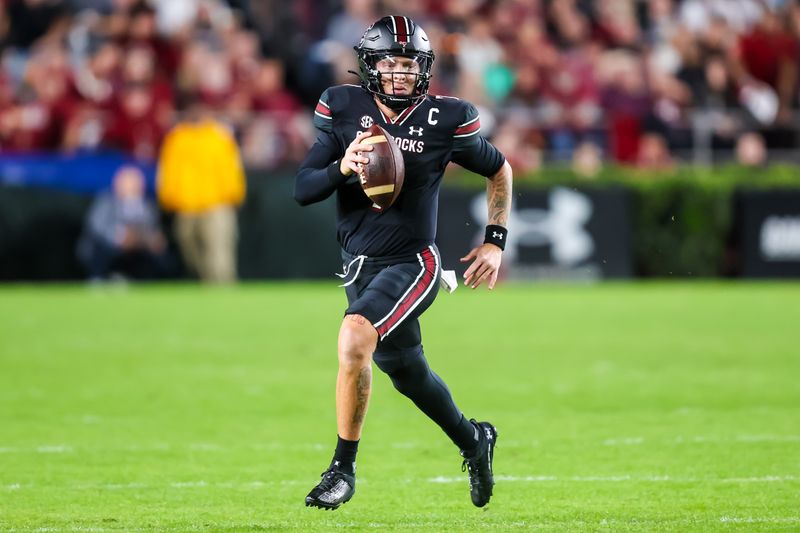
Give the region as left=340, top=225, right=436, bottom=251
left=340, top=131, right=374, bottom=176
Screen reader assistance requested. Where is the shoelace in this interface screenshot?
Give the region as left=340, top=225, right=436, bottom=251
left=461, top=459, right=481, bottom=488
left=316, top=470, right=341, bottom=491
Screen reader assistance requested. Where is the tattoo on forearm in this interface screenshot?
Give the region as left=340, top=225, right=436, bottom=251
left=488, top=165, right=512, bottom=226
left=351, top=366, right=371, bottom=426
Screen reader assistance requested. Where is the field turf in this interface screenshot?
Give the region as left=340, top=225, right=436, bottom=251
left=0, top=282, right=798, bottom=531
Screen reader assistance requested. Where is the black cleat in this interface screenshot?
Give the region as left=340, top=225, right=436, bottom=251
left=305, top=467, right=355, bottom=510
left=460, top=420, right=498, bottom=507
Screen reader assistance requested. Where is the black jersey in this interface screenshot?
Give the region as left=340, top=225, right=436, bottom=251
left=295, top=84, right=505, bottom=257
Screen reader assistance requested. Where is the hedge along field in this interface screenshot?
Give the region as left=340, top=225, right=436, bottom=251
left=447, top=163, right=800, bottom=277
left=2, top=163, right=798, bottom=280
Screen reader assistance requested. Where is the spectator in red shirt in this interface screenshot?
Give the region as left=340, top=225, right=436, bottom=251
left=734, top=10, right=798, bottom=124
left=599, top=51, right=652, bottom=163
left=540, top=5, right=601, bottom=157
left=104, top=82, right=165, bottom=160
left=63, top=41, right=122, bottom=152
left=1, top=44, right=75, bottom=152
left=251, top=58, right=301, bottom=115
left=121, top=45, right=174, bottom=129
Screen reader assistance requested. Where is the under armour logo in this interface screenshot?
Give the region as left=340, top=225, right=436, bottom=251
left=493, top=232, right=504, bottom=240
left=408, top=126, right=423, bottom=136
left=470, top=187, right=595, bottom=266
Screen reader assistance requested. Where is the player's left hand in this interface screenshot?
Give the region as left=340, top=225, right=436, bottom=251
left=460, top=243, right=502, bottom=290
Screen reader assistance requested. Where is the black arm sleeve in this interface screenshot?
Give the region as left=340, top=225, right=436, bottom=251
left=294, top=132, right=349, bottom=206
left=451, top=136, right=506, bottom=179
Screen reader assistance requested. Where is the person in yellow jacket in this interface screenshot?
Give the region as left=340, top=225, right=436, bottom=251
left=157, top=103, right=246, bottom=283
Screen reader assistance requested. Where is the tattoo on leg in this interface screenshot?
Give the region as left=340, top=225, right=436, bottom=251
left=348, top=314, right=366, bottom=325
left=352, top=366, right=371, bottom=426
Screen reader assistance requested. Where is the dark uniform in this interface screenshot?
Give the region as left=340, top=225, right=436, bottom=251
left=295, top=84, right=504, bottom=359
left=300, top=15, right=503, bottom=511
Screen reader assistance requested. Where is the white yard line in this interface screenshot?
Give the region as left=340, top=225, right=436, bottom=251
left=720, top=516, right=800, bottom=524
left=721, top=476, right=798, bottom=483
left=603, top=437, right=644, bottom=446
left=4, top=474, right=796, bottom=492
left=35, top=446, right=73, bottom=453
left=734, top=435, right=800, bottom=443
left=2, top=434, right=798, bottom=454
left=429, top=474, right=798, bottom=484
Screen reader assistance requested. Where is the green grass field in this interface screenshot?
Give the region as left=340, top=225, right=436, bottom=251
left=1, top=282, right=798, bottom=531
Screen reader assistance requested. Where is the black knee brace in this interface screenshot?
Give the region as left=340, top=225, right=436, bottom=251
left=374, top=345, right=430, bottom=394
left=373, top=346, right=467, bottom=440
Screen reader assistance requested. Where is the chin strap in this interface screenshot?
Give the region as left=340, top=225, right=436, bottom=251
left=353, top=78, right=421, bottom=112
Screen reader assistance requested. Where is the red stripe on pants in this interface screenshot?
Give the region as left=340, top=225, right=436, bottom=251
left=376, top=248, right=436, bottom=337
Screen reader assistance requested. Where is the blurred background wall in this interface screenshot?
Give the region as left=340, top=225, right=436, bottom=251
left=1, top=0, right=799, bottom=281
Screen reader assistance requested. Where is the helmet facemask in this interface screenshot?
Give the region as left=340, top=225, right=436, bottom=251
left=358, top=51, right=433, bottom=111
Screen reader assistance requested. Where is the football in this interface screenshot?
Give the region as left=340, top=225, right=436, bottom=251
left=359, top=124, right=405, bottom=210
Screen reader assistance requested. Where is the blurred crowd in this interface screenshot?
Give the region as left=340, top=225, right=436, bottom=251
left=0, top=0, right=310, bottom=167
left=2, top=0, right=800, bottom=174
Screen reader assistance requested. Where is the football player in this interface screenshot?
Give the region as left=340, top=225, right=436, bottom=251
left=295, top=15, right=513, bottom=510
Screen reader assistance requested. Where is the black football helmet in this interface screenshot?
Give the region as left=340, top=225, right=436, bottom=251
left=354, top=16, right=435, bottom=111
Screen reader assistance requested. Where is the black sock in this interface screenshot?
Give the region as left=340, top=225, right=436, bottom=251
left=332, top=435, right=359, bottom=475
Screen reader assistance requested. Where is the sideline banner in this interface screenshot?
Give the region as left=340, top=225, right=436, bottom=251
left=436, top=186, right=633, bottom=280
left=738, top=190, right=800, bottom=278
left=0, top=152, right=156, bottom=195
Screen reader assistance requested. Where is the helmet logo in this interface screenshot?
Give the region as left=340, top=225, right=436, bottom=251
left=360, top=115, right=374, bottom=128
left=390, top=16, right=410, bottom=45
